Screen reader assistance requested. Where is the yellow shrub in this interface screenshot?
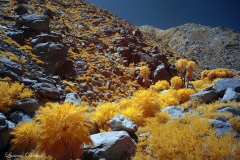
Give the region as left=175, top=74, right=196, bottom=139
left=133, top=116, right=240, bottom=159
left=92, top=103, right=119, bottom=130
left=140, top=66, right=150, bottom=79
left=150, top=80, right=170, bottom=92
left=158, top=92, right=179, bottom=109
left=0, top=82, right=33, bottom=113
left=201, top=68, right=234, bottom=81
left=11, top=121, right=37, bottom=154
left=170, top=76, right=183, bottom=89
left=35, top=103, right=93, bottom=160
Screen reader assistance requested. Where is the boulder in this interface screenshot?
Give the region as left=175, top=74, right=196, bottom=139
left=109, top=114, right=138, bottom=134
left=0, top=113, right=10, bottom=151
left=9, top=111, right=32, bottom=125
left=209, top=119, right=239, bottom=137
left=31, top=33, right=63, bottom=46
left=5, top=29, right=25, bottom=45
left=83, top=131, right=136, bottom=160
left=214, top=78, right=240, bottom=96
left=0, top=58, right=23, bottom=76
left=151, top=63, right=170, bottom=82
left=16, top=14, right=50, bottom=32
left=33, top=42, right=68, bottom=74
left=190, top=90, right=219, bottom=104
left=64, top=92, right=81, bottom=105
left=220, top=88, right=240, bottom=102
left=11, top=98, right=39, bottom=116
left=0, top=65, right=22, bottom=81
left=217, top=107, right=240, bottom=116
left=14, top=5, right=29, bottom=15
left=32, top=83, right=61, bottom=99
left=162, top=106, right=184, bottom=119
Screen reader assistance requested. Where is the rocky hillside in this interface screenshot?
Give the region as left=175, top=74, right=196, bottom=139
left=0, top=0, right=182, bottom=106
left=139, top=23, right=240, bottom=74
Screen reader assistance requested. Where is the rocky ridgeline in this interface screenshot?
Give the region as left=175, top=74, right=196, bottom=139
left=139, top=23, right=240, bottom=74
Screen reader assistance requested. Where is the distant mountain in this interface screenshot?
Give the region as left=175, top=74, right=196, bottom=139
left=139, top=23, right=240, bottom=73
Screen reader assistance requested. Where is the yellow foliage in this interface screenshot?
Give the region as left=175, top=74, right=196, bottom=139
left=201, top=68, right=234, bottom=81
left=158, top=92, right=179, bottom=108
left=0, top=82, right=33, bottom=113
left=35, top=103, right=93, bottom=159
left=92, top=103, right=119, bottom=130
left=197, top=101, right=239, bottom=113
left=150, top=80, right=170, bottom=92
left=140, top=66, right=151, bottom=79
left=170, top=76, right=183, bottom=89
left=133, top=116, right=240, bottom=160
left=229, top=117, right=240, bottom=132
left=11, top=121, right=37, bottom=154
left=175, top=58, right=187, bottom=73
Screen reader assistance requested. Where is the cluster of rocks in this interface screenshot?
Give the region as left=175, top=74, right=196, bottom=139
left=162, top=78, right=240, bottom=137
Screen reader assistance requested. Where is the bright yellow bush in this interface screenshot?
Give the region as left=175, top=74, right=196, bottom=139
left=0, top=82, right=33, bottom=113
left=150, top=80, right=170, bottom=92
left=34, top=103, right=93, bottom=160
left=92, top=102, right=119, bottom=130
left=170, top=76, right=183, bottom=89
left=11, top=121, right=37, bottom=154
left=133, top=116, right=240, bottom=160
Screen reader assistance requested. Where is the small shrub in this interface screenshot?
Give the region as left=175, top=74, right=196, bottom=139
left=0, top=82, right=33, bottom=113
left=150, top=80, right=170, bottom=92
left=170, top=76, right=183, bottom=89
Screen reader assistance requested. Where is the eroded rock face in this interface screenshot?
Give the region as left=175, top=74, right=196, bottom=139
left=83, top=131, right=136, bottom=160
left=33, top=42, right=68, bottom=74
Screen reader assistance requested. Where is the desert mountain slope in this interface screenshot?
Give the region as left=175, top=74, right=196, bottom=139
left=139, top=23, right=240, bottom=72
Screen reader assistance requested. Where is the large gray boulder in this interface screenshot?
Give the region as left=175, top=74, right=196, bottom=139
left=109, top=114, right=138, bottom=134
left=190, top=90, right=219, bottom=104
left=11, top=98, right=40, bottom=116
left=214, top=78, right=240, bottom=96
left=0, top=113, right=10, bottom=151
left=33, top=42, right=68, bottom=74
left=32, top=83, right=61, bottom=99
left=220, top=88, right=240, bottom=102
left=16, top=14, right=50, bottom=32
left=84, top=131, right=136, bottom=160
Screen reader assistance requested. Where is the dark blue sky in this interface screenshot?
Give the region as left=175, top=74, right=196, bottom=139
left=86, top=0, right=240, bottom=32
